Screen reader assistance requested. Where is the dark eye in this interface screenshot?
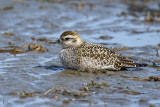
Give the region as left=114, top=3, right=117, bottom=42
left=65, top=38, right=70, bottom=41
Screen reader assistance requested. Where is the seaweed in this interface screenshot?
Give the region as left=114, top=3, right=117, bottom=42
left=130, top=76, right=160, bottom=81
left=0, top=6, right=14, bottom=11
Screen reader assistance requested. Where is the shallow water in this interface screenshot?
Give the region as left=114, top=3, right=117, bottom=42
left=0, top=0, right=160, bottom=107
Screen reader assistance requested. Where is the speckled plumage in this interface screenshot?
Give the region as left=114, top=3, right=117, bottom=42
left=56, top=31, right=146, bottom=71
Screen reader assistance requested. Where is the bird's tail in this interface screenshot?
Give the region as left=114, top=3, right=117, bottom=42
left=114, top=57, right=148, bottom=70
left=118, top=58, right=148, bottom=68
left=135, top=63, right=148, bottom=67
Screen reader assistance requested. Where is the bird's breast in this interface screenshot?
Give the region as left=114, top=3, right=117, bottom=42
left=60, top=49, right=79, bottom=69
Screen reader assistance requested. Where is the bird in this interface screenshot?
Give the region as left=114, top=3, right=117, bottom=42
left=51, top=31, right=147, bottom=72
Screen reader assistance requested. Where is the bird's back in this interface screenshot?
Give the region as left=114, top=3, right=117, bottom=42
left=78, top=42, right=121, bottom=71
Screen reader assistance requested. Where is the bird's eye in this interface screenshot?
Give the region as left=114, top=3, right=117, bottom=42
left=65, top=38, right=70, bottom=41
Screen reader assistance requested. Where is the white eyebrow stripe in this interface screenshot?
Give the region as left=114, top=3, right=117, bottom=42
left=64, top=35, right=75, bottom=38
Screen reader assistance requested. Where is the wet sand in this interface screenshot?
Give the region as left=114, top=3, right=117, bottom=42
left=0, top=0, right=160, bottom=107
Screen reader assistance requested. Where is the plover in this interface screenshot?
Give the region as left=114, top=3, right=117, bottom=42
left=51, top=31, right=147, bottom=71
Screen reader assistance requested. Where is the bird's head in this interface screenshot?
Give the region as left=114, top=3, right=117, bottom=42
left=56, top=31, right=83, bottom=48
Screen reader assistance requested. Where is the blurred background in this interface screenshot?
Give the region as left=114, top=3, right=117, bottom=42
left=1, top=0, right=160, bottom=47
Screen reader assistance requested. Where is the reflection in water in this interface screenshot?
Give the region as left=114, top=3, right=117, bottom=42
left=34, top=65, right=65, bottom=71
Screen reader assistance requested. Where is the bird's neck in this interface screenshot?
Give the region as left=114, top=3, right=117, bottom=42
left=63, top=41, right=84, bottom=49
left=76, top=37, right=83, bottom=46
